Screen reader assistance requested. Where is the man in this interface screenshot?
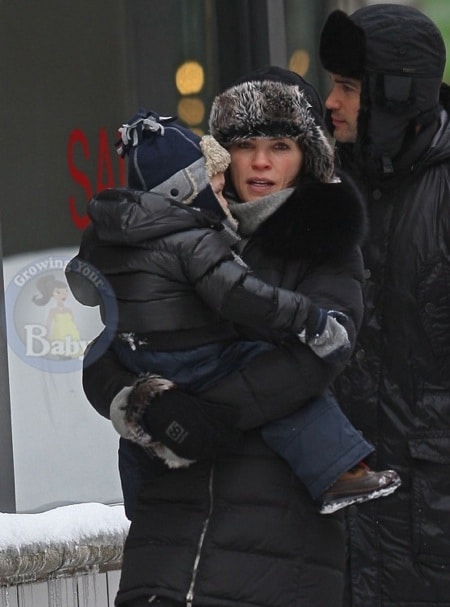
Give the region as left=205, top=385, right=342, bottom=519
left=319, top=4, right=450, bottom=607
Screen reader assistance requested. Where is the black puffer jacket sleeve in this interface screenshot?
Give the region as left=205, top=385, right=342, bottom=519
left=82, top=332, right=137, bottom=419
left=199, top=253, right=364, bottom=429
left=200, top=339, right=341, bottom=429
left=69, top=188, right=339, bottom=337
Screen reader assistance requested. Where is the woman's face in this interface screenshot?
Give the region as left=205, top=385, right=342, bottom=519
left=53, top=287, right=68, bottom=304
left=229, top=137, right=303, bottom=202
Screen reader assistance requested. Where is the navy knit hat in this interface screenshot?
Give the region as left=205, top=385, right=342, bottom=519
left=116, top=109, right=230, bottom=216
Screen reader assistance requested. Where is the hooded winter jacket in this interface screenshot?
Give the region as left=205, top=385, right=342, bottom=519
left=82, top=174, right=367, bottom=607
left=321, top=5, right=450, bottom=606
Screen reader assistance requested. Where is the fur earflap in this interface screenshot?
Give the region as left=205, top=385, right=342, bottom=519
left=200, top=135, right=231, bottom=178
left=255, top=172, right=367, bottom=261
left=319, top=10, right=365, bottom=79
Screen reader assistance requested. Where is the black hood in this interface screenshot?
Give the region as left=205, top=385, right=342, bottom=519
left=320, top=4, right=446, bottom=180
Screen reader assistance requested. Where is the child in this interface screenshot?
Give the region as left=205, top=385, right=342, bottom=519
left=67, top=110, right=400, bottom=516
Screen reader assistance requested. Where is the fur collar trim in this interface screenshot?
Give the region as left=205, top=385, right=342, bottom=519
left=248, top=174, right=367, bottom=262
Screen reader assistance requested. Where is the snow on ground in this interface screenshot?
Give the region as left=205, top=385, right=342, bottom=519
left=0, top=503, right=129, bottom=550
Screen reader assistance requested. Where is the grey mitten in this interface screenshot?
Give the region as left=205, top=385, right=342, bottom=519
left=299, top=309, right=350, bottom=361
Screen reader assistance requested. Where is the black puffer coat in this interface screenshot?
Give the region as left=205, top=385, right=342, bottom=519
left=83, top=176, right=367, bottom=607
left=324, top=7, right=450, bottom=605
left=67, top=187, right=335, bottom=350
left=336, top=110, right=450, bottom=607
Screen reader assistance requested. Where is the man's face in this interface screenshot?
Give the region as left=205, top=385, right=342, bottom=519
left=325, top=74, right=361, bottom=143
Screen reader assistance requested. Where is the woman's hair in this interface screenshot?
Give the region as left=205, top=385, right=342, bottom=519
left=32, top=275, right=67, bottom=306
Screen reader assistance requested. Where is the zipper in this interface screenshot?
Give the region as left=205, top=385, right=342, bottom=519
left=185, top=463, right=215, bottom=607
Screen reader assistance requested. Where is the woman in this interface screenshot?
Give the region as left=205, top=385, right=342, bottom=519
left=83, top=66, right=368, bottom=607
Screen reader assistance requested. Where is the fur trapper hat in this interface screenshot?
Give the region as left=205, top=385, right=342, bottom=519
left=320, top=5, right=446, bottom=176
left=230, top=66, right=326, bottom=125
left=116, top=109, right=230, bottom=218
left=209, top=73, right=335, bottom=183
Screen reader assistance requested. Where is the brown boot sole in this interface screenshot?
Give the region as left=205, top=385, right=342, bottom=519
left=320, top=470, right=401, bottom=514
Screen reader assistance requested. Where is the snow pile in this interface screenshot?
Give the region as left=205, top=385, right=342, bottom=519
left=0, top=503, right=130, bottom=585
left=0, top=503, right=129, bottom=550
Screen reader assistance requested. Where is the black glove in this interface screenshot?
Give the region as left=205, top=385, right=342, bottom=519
left=128, top=375, right=243, bottom=460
